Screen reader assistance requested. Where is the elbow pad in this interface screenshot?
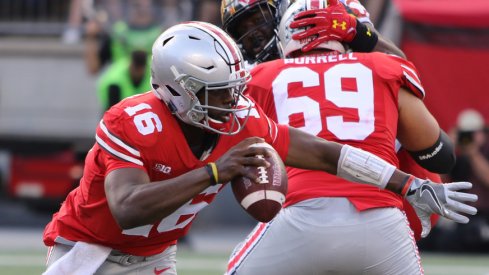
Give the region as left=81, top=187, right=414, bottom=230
left=408, top=130, right=456, bottom=174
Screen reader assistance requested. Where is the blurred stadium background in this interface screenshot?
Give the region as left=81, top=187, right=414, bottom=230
left=0, top=0, right=489, bottom=274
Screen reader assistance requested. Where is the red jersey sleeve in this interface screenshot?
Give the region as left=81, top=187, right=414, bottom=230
left=371, top=53, right=426, bottom=99
left=95, top=106, right=148, bottom=175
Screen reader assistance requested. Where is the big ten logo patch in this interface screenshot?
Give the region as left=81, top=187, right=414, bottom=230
left=153, top=163, right=172, bottom=174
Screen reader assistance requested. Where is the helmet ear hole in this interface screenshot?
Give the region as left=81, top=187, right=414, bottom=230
left=165, top=85, right=180, bottom=96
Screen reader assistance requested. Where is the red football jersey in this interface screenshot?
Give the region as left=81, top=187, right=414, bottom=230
left=246, top=52, right=425, bottom=211
left=43, top=91, right=290, bottom=256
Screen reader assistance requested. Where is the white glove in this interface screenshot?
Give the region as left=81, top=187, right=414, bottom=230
left=404, top=178, right=478, bottom=238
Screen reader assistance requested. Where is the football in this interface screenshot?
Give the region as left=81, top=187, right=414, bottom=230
left=231, top=142, right=288, bottom=223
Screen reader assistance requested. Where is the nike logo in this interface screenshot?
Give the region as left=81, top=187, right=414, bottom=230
left=154, top=267, right=171, bottom=275
left=406, top=188, right=416, bottom=197
left=420, top=184, right=442, bottom=213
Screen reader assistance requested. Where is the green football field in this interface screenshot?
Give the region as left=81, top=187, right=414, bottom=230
left=2, top=248, right=489, bottom=275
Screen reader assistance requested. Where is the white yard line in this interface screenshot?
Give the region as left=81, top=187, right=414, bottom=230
left=424, top=265, right=489, bottom=275
left=0, top=254, right=227, bottom=271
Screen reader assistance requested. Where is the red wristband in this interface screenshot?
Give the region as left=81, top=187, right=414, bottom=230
left=401, top=175, right=415, bottom=197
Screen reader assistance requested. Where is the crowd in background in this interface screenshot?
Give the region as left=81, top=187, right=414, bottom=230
left=427, top=109, right=489, bottom=253
left=64, top=0, right=221, bottom=111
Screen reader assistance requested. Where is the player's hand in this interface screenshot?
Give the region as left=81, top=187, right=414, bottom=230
left=404, top=179, right=478, bottom=238
left=214, top=137, right=271, bottom=183
left=290, top=0, right=357, bottom=52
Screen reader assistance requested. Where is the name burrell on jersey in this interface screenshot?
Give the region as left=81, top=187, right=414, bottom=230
left=284, top=53, right=358, bottom=65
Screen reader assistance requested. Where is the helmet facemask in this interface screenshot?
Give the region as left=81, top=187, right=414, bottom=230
left=223, top=1, right=280, bottom=65
left=169, top=65, right=253, bottom=135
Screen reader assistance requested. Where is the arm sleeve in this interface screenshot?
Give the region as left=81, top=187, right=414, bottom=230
left=373, top=53, right=426, bottom=99
left=407, top=130, right=456, bottom=174
left=95, top=110, right=147, bottom=175
left=397, top=58, right=425, bottom=99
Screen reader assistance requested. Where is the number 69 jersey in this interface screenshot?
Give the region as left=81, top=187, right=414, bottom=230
left=246, top=52, right=425, bottom=211
left=43, top=91, right=290, bottom=256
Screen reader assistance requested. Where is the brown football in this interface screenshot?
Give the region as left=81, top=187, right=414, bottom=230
left=231, top=143, right=288, bottom=223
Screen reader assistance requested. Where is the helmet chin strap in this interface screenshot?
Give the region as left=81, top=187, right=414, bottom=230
left=205, top=114, right=241, bottom=135
left=187, top=110, right=203, bottom=124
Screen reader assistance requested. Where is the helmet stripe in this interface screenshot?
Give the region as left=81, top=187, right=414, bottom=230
left=189, top=21, right=243, bottom=74
left=307, top=0, right=327, bottom=9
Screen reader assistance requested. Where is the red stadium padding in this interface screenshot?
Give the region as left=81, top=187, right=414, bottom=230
left=394, top=0, right=489, bottom=28
left=401, top=41, right=489, bottom=131
left=9, top=150, right=76, bottom=199
left=397, top=0, right=489, bottom=130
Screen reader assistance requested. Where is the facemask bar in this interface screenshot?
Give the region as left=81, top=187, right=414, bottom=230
left=171, top=66, right=253, bottom=135
left=230, top=4, right=278, bottom=64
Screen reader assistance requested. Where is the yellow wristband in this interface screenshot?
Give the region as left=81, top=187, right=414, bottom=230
left=205, top=162, right=219, bottom=185
left=209, top=162, right=219, bottom=183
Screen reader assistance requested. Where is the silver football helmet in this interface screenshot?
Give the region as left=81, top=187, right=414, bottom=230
left=277, top=0, right=346, bottom=58
left=151, top=21, right=252, bottom=135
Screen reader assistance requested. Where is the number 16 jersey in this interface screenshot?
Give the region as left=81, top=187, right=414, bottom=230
left=43, top=91, right=290, bottom=256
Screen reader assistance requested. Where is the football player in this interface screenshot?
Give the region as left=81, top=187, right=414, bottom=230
left=220, top=0, right=404, bottom=68
left=283, top=0, right=450, bottom=242
left=226, top=1, right=472, bottom=274
left=221, top=0, right=444, bottom=242
left=43, top=21, right=475, bottom=275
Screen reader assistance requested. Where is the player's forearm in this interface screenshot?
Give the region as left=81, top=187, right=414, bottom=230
left=363, top=23, right=405, bottom=58
left=336, top=144, right=409, bottom=192
left=372, top=35, right=406, bottom=58
left=283, top=128, right=414, bottom=194
left=110, top=168, right=213, bottom=229
left=285, top=127, right=341, bottom=174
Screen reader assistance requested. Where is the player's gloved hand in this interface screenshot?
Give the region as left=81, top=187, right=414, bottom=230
left=403, top=177, right=478, bottom=238
left=290, top=0, right=357, bottom=52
